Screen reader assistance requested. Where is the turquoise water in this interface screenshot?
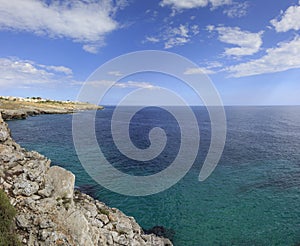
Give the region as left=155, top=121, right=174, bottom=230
left=7, top=106, right=300, bottom=245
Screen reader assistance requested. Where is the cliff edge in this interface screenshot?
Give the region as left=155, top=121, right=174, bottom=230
left=0, top=112, right=172, bottom=246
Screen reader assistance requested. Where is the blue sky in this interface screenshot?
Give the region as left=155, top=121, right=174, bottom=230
left=0, top=0, right=300, bottom=105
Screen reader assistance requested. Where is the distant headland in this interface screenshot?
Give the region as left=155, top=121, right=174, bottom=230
left=0, top=96, right=103, bottom=120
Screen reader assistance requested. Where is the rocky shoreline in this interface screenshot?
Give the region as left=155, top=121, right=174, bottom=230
left=0, top=112, right=173, bottom=246
left=0, top=108, right=73, bottom=121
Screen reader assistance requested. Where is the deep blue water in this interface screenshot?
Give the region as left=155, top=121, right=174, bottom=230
left=7, top=106, right=300, bottom=246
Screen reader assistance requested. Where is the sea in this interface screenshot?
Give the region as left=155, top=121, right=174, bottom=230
left=7, top=106, right=300, bottom=246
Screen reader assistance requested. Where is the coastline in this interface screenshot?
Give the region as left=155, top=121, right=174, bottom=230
left=0, top=108, right=173, bottom=245
left=0, top=96, right=104, bottom=120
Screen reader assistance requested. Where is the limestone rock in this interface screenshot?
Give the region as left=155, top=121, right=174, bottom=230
left=98, top=214, right=110, bottom=225
left=45, top=165, right=75, bottom=199
left=16, top=214, right=32, bottom=229
left=13, top=179, right=39, bottom=196
left=116, top=218, right=133, bottom=235
left=0, top=123, right=9, bottom=142
left=64, top=210, right=93, bottom=245
left=38, top=184, right=53, bottom=198
left=0, top=145, right=25, bottom=166
left=24, top=159, right=50, bottom=183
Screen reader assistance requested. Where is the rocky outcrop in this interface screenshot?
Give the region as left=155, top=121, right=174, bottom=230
left=0, top=113, right=172, bottom=246
left=0, top=108, right=88, bottom=121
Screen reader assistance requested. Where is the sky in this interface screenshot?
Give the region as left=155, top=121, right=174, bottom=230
left=0, top=0, right=300, bottom=105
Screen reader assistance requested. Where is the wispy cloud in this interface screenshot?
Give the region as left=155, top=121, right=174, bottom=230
left=165, top=24, right=200, bottom=48
left=145, top=36, right=160, bottom=43
left=270, top=1, right=300, bottom=32
left=184, top=61, right=223, bottom=75
left=116, top=81, right=157, bottom=89
left=38, top=65, right=73, bottom=75
left=184, top=67, right=216, bottom=75
left=82, top=43, right=105, bottom=54
left=227, top=36, right=300, bottom=77
left=207, top=25, right=263, bottom=56
left=0, top=57, right=74, bottom=88
left=108, top=71, right=124, bottom=77
left=145, top=24, right=199, bottom=49
left=223, top=2, right=249, bottom=18
left=205, top=61, right=223, bottom=69
left=80, top=80, right=158, bottom=90
left=0, top=0, right=119, bottom=53
left=160, top=0, right=232, bottom=10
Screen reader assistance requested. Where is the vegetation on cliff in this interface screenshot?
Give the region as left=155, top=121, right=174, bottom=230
left=0, top=189, right=20, bottom=246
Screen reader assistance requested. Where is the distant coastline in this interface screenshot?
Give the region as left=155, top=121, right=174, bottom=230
left=0, top=96, right=103, bottom=120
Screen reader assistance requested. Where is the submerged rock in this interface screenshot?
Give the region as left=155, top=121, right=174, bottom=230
left=144, top=226, right=175, bottom=242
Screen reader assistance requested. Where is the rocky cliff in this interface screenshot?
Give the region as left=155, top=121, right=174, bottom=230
left=0, top=113, right=172, bottom=246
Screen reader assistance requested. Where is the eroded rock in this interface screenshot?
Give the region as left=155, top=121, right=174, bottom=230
left=13, top=179, right=39, bottom=196
left=45, top=166, right=75, bottom=200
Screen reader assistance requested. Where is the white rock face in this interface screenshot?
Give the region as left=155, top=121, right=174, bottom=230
left=64, top=210, right=93, bottom=245
left=0, top=112, right=173, bottom=246
left=45, top=165, right=75, bottom=199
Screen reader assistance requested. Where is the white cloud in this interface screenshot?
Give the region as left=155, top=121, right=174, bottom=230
left=206, top=25, right=215, bottom=32
left=223, top=2, right=249, bottom=18
left=184, top=67, right=216, bottom=75
left=191, top=25, right=200, bottom=35
left=160, top=0, right=232, bottom=9
left=205, top=61, right=223, bottom=68
left=164, top=24, right=193, bottom=48
left=184, top=61, right=223, bottom=75
left=38, top=65, right=72, bottom=75
left=116, top=81, right=157, bottom=89
left=165, top=37, right=189, bottom=49
left=108, top=71, right=123, bottom=77
left=145, top=36, right=160, bottom=43
left=0, top=57, right=73, bottom=88
left=0, top=0, right=118, bottom=53
left=208, top=25, right=263, bottom=56
left=83, top=43, right=105, bottom=54
left=82, top=80, right=157, bottom=90
left=146, top=24, right=199, bottom=49
left=270, top=2, right=300, bottom=32
left=210, top=0, right=232, bottom=8
left=227, top=36, right=300, bottom=77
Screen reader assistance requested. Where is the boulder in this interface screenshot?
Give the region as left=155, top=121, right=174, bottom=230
left=44, top=165, right=75, bottom=200
left=64, top=210, right=93, bottom=245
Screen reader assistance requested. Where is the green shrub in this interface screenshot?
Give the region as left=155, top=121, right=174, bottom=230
left=0, top=189, right=20, bottom=246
